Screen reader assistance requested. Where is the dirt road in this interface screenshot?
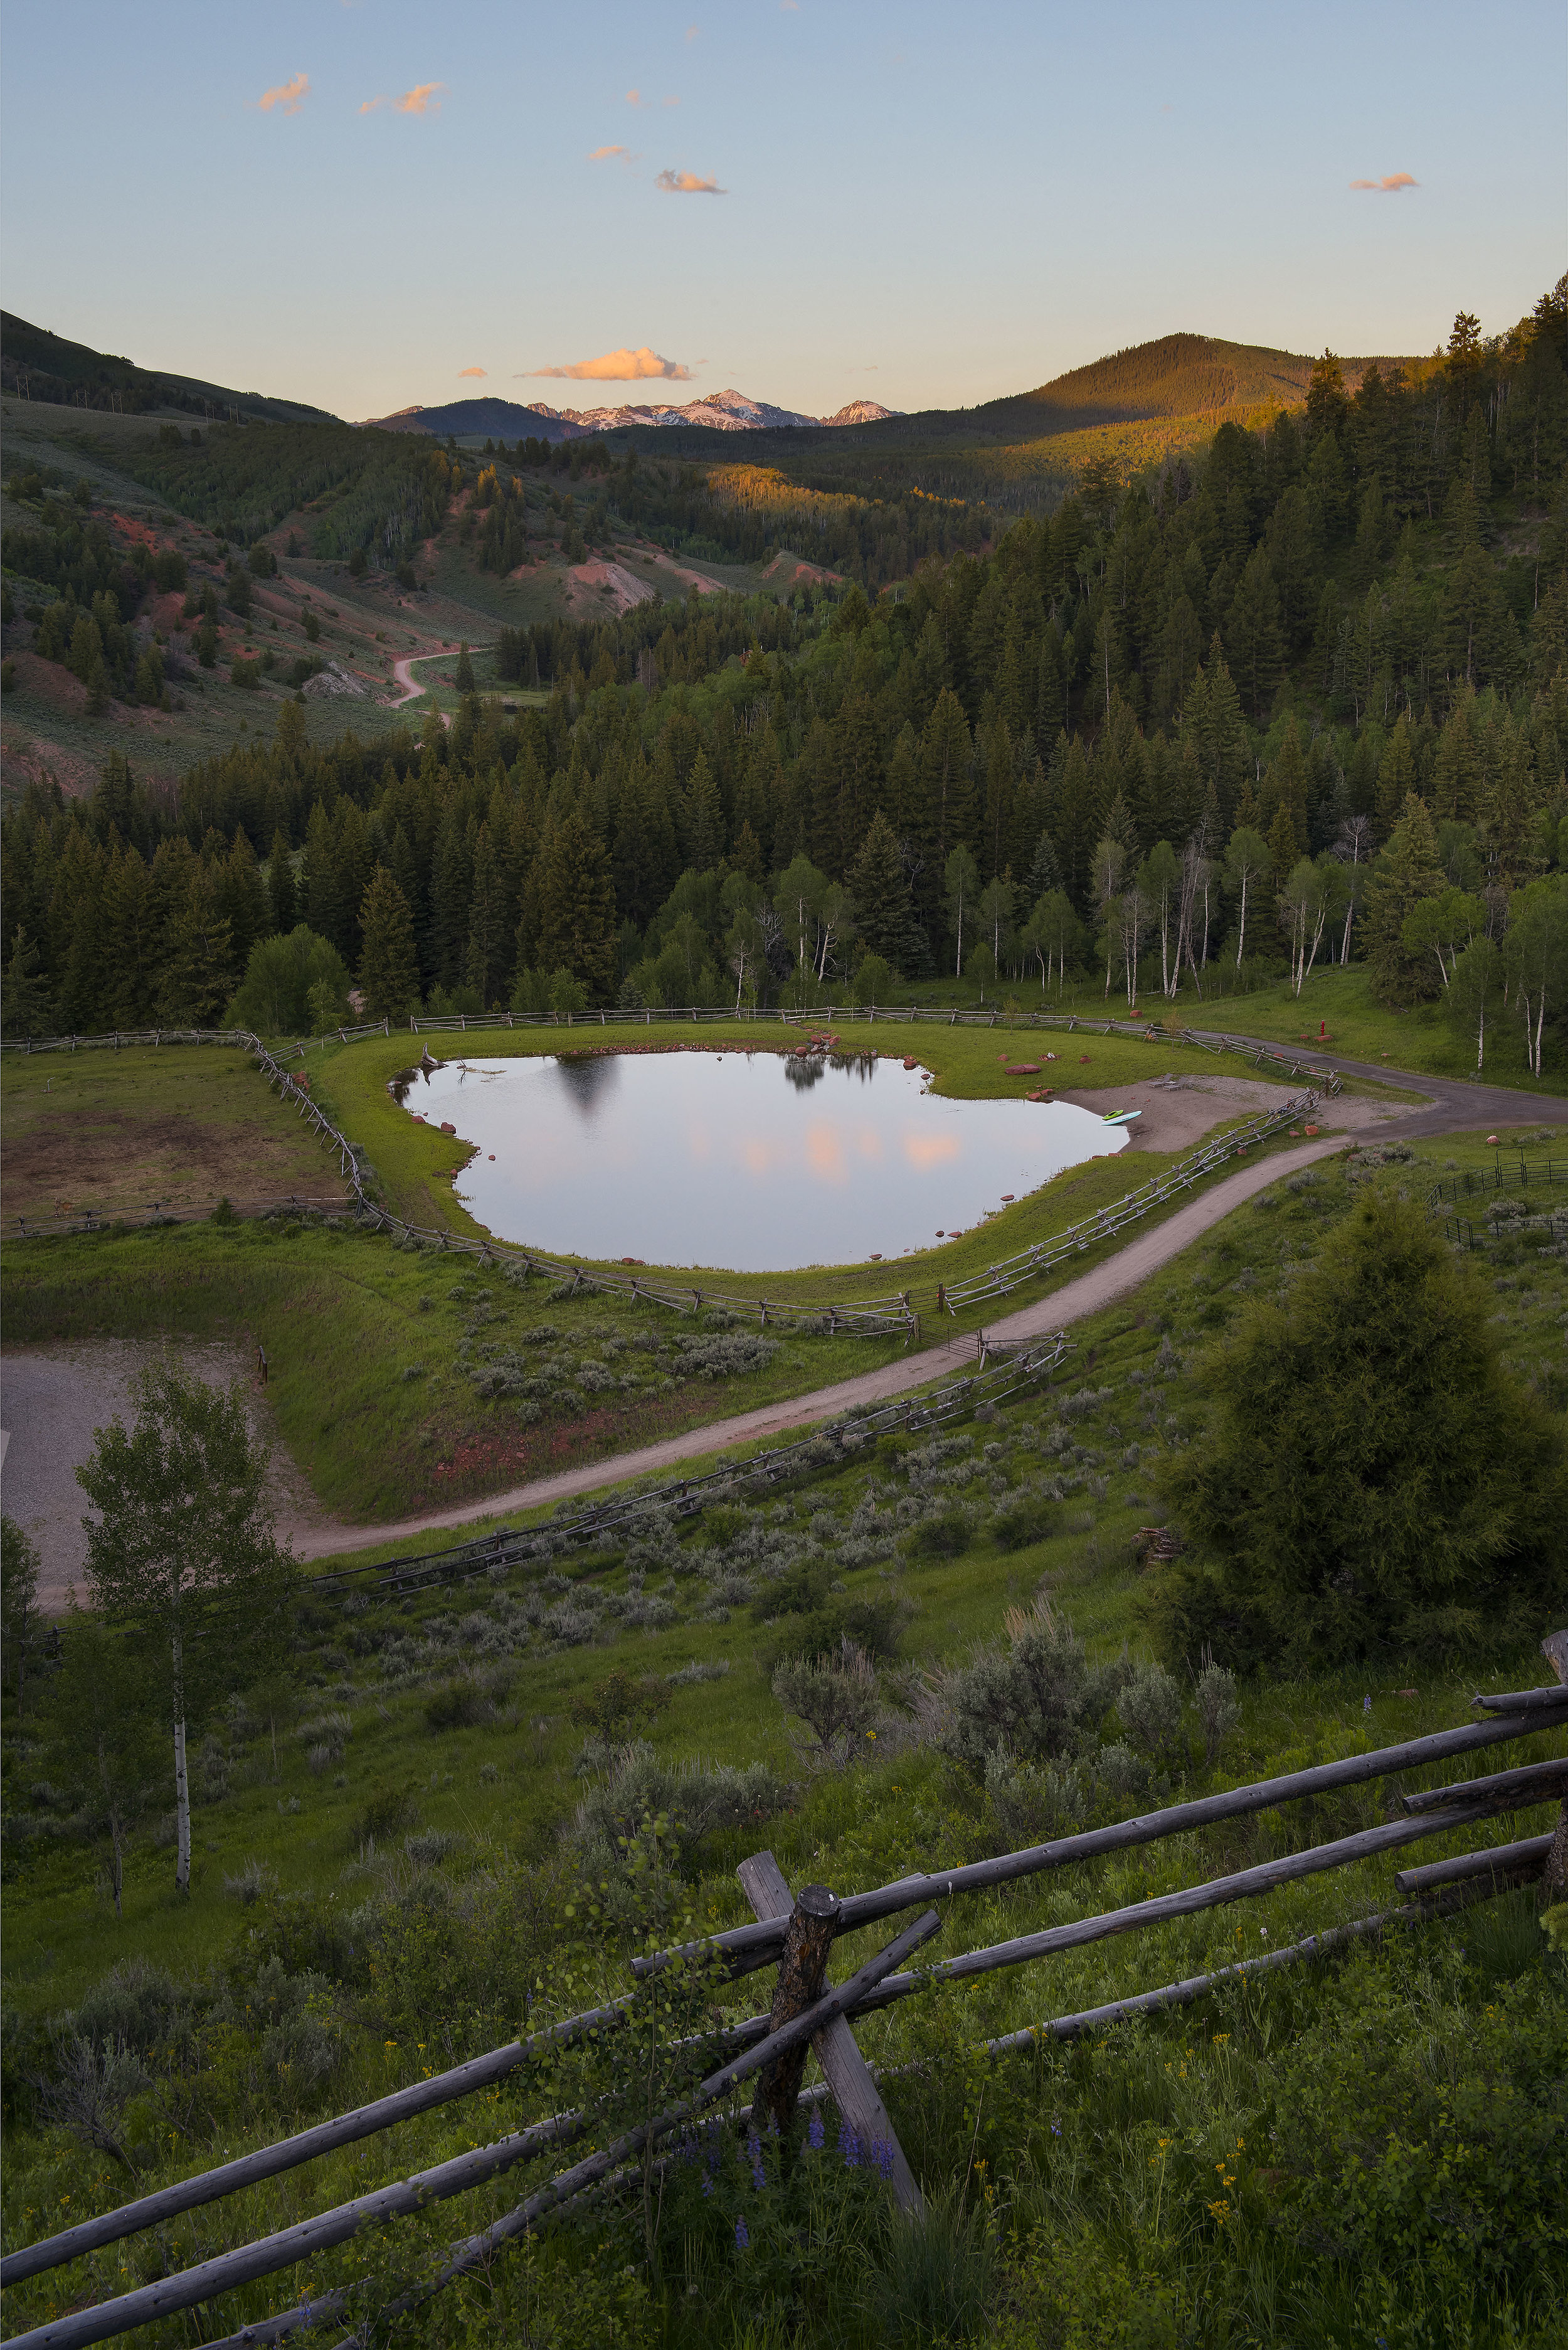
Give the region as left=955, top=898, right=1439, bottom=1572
left=289, top=1131, right=1346, bottom=1558
left=286, top=1046, right=1559, bottom=1560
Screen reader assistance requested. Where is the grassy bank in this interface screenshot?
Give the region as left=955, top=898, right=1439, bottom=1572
left=3, top=1132, right=1565, bottom=2348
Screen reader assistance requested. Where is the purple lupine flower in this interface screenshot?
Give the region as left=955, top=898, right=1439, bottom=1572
left=842, top=2127, right=862, bottom=2169
left=701, top=2176, right=713, bottom=2197
left=807, top=2108, right=825, bottom=2152
left=735, top=2216, right=750, bottom=2251
left=747, top=2129, right=766, bottom=2190
left=874, top=2139, right=894, bottom=2181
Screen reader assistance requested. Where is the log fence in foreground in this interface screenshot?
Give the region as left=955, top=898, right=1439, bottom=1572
left=4, top=1651, right=1562, bottom=2350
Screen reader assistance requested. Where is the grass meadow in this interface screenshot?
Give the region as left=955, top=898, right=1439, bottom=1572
left=4, top=1130, right=1565, bottom=2348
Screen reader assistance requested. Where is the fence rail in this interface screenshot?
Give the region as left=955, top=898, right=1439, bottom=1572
left=305, top=1334, right=1075, bottom=1595
left=5, top=1023, right=1321, bottom=1346
left=0, top=1006, right=1343, bottom=1095
left=4, top=1666, right=1560, bottom=2350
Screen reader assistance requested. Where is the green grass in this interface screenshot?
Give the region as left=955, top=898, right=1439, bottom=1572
left=6, top=1137, right=1560, bottom=2350
left=1165, top=962, right=1568, bottom=1095
left=3, top=1135, right=1564, bottom=2348
left=0, top=1024, right=1339, bottom=1524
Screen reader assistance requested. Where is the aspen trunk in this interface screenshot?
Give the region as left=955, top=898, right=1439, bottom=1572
left=173, top=1718, right=191, bottom=1894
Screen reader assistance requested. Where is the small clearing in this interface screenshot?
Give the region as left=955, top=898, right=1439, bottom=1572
left=1053, top=1072, right=1426, bottom=1152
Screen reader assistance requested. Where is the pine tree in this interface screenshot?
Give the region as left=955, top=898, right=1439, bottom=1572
left=1224, top=545, right=1285, bottom=718
left=847, top=811, right=922, bottom=975
left=455, top=641, right=475, bottom=694
left=1374, top=713, right=1417, bottom=840
left=920, top=689, right=973, bottom=865
left=266, top=830, right=297, bottom=934
left=1152, top=1189, right=1565, bottom=1671
left=531, top=809, right=618, bottom=1002
left=1363, top=792, right=1445, bottom=1004
left=358, top=868, right=421, bottom=1021
left=682, top=750, right=725, bottom=872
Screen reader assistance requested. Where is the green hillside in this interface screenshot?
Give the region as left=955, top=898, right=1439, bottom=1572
left=1, top=311, right=335, bottom=426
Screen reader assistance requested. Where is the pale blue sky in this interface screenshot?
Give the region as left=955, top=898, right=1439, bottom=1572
left=4, top=1, right=1563, bottom=422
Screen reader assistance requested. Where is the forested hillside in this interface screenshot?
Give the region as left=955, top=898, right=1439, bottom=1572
left=4, top=289, right=1567, bottom=1052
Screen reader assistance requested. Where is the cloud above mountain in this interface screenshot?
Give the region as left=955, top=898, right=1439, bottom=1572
left=657, top=168, right=725, bottom=193
left=457, top=366, right=486, bottom=378
left=1350, top=171, right=1417, bottom=192
left=526, top=347, right=694, bottom=383
left=258, top=73, right=309, bottom=114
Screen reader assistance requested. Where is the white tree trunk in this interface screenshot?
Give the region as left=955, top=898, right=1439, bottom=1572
left=173, top=1717, right=191, bottom=1894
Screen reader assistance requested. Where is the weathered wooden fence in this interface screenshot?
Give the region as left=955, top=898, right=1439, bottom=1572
left=2, top=1022, right=1320, bottom=1343
left=0, top=1005, right=1343, bottom=1096
left=4, top=1651, right=1562, bottom=2350
left=305, top=1331, right=1076, bottom=1597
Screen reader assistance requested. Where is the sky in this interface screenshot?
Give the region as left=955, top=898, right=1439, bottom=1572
left=3, top=1, right=1564, bottom=423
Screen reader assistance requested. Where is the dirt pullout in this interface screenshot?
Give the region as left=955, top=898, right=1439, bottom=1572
left=1051, top=1073, right=1428, bottom=1152
left=564, top=560, right=659, bottom=616
left=1, top=1341, right=331, bottom=1612
left=2, top=1105, right=340, bottom=1223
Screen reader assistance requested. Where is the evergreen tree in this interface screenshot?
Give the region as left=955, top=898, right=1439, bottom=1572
left=1224, top=545, right=1285, bottom=717
left=358, top=868, right=421, bottom=1021
left=455, top=641, right=475, bottom=693
left=683, top=750, right=725, bottom=872
left=1374, top=712, right=1418, bottom=839
left=266, top=830, right=297, bottom=935
left=848, top=811, right=923, bottom=974
left=1152, top=1189, right=1565, bottom=1671
left=0, top=927, right=55, bottom=1037
left=1363, top=792, right=1445, bottom=1004
left=530, top=809, right=618, bottom=1003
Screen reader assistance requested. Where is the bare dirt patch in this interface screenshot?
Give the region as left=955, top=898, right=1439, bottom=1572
left=760, top=551, right=842, bottom=588
left=1053, top=1073, right=1427, bottom=1152
left=4, top=1106, right=337, bottom=1220
left=563, top=560, right=658, bottom=616
left=1, top=1339, right=331, bottom=1610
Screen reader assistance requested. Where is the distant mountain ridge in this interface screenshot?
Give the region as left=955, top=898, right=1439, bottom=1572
left=359, top=387, right=901, bottom=440
left=965, top=332, right=1419, bottom=440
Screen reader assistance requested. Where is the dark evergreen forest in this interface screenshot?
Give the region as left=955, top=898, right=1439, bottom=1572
left=5, top=293, right=1568, bottom=1048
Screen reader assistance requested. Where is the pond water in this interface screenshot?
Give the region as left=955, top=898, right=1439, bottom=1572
left=405, top=1050, right=1127, bottom=1273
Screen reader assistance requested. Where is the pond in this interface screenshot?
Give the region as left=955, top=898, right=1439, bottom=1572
left=404, top=1050, right=1128, bottom=1273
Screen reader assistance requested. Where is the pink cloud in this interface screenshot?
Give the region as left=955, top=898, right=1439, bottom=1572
left=1350, top=171, right=1418, bottom=192
left=258, top=72, right=309, bottom=115
left=526, top=346, right=693, bottom=382
left=626, top=87, right=644, bottom=105
left=657, top=167, right=726, bottom=193
left=457, top=366, right=487, bottom=378
left=359, top=94, right=386, bottom=113
left=396, top=82, right=443, bottom=114
left=590, top=143, right=632, bottom=160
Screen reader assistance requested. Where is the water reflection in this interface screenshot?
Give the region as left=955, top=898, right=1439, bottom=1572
left=409, top=1050, right=1126, bottom=1273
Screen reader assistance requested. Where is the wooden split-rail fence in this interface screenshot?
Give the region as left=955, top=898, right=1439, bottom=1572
left=307, top=1332, right=1076, bottom=1598
left=0, top=1006, right=1345, bottom=1099
left=4, top=1642, right=1563, bottom=2350
left=3, top=1022, right=1320, bottom=1348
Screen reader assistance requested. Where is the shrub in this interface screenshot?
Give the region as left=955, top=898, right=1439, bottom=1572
left=568, top=1667, right=670, bottom=1740
left=772, top=1642, right=882, bottom=1768
left=1152, top=1189, right=1568, bottom=1671
left=569, top=1740, right=787, bottom=1872
left=425, top=1674, right=507, bottom=1730
left=940, top=1598, right=1127, bottom=1775
left=348, top=1784, right=420, bottom=1846
left=990, top=1497, right=1057, bottom=1551
left=906, top=1511, right=971, bottom=1558
left=223, top=1858, right=278, bottom=1906
left=1116, top=1661, right=1185, bottom=1772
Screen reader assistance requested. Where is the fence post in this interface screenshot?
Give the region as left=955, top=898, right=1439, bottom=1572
left=1542, top=1630, right=1568, bottom=1896
left=750, top=1880, right=840, bottom=2138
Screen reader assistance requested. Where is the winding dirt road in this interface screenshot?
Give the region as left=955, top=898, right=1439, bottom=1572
left=284, top=1045, right=1562, bottom=1560
left=289, top=1128, right=1350, bottom=1558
